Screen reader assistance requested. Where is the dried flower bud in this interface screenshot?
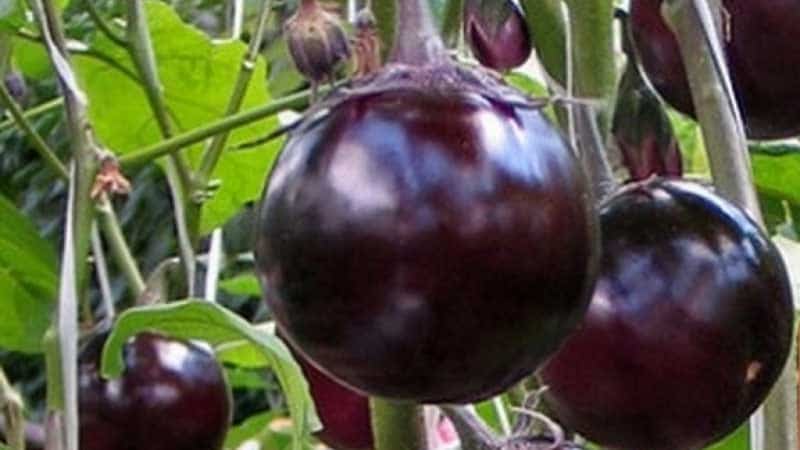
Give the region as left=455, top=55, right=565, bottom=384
left=352, top=6, right=382, bottom=77
left=91, top=155, right=132, bottom=199
left=464, top=0, right=532, bottom=71
left=284, top=0, right=351, bottom=86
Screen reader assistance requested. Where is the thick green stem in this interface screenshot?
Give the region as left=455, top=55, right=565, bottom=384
left=563, top=0, right=617, bottom=198
left=664, top=1, right=794, bottom=449
left=0, top=82, right=68, bottom=178
left=370, top=398, right=426, bottom=450
left=192, top=0, right=273, bottom=200
left=119, top=87, right=316, bottom=168
left=519, top=0, right=566, bottom=86
left=125, top=0, right=197, bottom=295
left=0, top=97, right=63, bottom=134
left=562, top=0, right=615, bottom=106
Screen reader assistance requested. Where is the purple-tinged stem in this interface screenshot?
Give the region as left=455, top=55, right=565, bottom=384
left=388, top=0, right=448, bottom=65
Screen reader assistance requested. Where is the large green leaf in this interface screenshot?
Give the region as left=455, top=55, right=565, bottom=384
left=73, top=0, right=283, bottom=234
left=0, top=195, right=56, bottom=353
left=100, top=300, right=321, bottom=450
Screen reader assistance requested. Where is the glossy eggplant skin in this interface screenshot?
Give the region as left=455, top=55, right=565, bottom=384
left=279, top=329, right=372, bottom=450
left=291, top=342, right=373, bottom=450
left=630, top=0, right=800, bottom=140
left=255, top=87, right=597, bottom=403
left=539, top=178, right=794, bottom=450
left=79, top=332, right=231, bottom=450
left=464, top=0, right=532, bottom=71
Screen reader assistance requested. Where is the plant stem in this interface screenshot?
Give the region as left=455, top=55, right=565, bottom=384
left=388, top=0, right=447, bottom=65
left=370, top=398, right=426, bottom=450
left=203, top=228, right=224, bottom=302
left=562, top=0, right=617, bottom=199
left=662, top=0, right=760, bottom=220
left=84, top=0, right=126, bottom=47
left=193, top=0, right=273, bottom=200
left=0, top=97, right=63, bottom=134
left=96, top=197, right=146, bottom=298
left=119, top=87, right=316, bottom=168
left=663, top=1, right=794, bottom=449
left=125, top=0, right=197, bottom=296
left=519, top=0, right=566, bottom=87
left=124, top=1, right=191, bottom=189
left=562, top=0, right=615, bottom=110
left=0, top=368, right=25, bottom=450
left=440, top=0, right=464, bottom=48
left=29, top=1, right=100, bottom=448
left=573, top=103, right=617, bottom=200
left=440, top=405, right=499, bottom=450
left=373, top=0, right=396, bottom=57
left=0, top=82, right=68, bottom=178
left=90, top=225, right=116, bottom=325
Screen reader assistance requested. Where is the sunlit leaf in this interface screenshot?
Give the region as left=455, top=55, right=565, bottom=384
left=73, top=0, right=284, bottom=234
left=0, top=194, right=57, bottom=353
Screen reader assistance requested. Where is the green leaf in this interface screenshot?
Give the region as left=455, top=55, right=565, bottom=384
left=224, top=411, right=311, bottom=450
left=219, top=273, right=261, bottom=297
left=218, top=338, right=273, bottom=368
left=668, top=110, right=708, bottom=176
left=12, top=38, right=52, bottom=80
left=100, top=300, right=321, bottom=450
left=751, top=150, right=800, bottom=236
left=0, top=0, right=26, bottom=32
left=224, top=411, right=274, bottom=450
left=503, top=71, right=557, bottom=123
left=0, top=195, right=57, bottom=353
left=74, top=0, right=284, bottom=234
left=705, top=423, right=749, bottom=450
left=752, top=151, right=800, bottom=206
left=474, top=396, right=512, bottom=434
left=505, top=71, right=548, bottom=97
left=225, top=366, right=271, bottom=389
left=0, top=443, right=10, bottom=450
